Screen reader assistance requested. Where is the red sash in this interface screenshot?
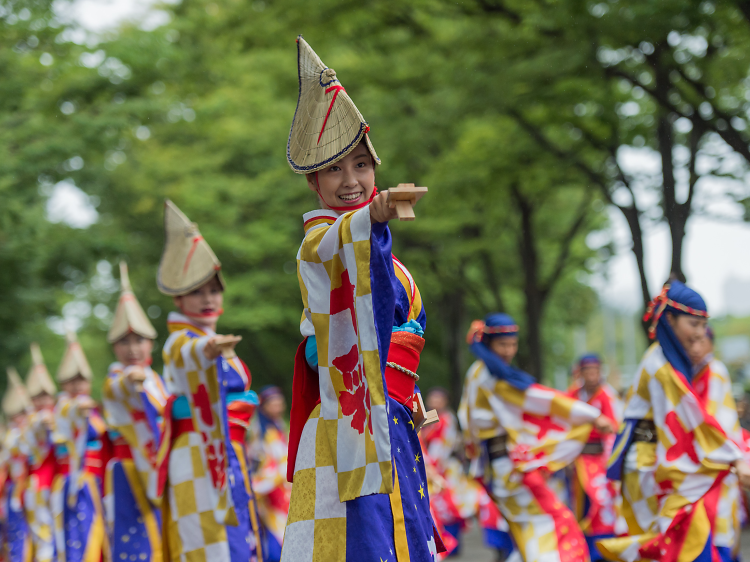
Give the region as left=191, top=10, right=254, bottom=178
left=287, top=339, right=321, bottom=483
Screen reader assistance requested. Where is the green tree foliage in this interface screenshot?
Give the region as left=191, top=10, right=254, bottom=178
left=2, top=0, right=622, bottom=402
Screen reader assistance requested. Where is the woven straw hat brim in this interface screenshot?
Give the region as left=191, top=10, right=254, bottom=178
left=109, top=262, right=158, bottom=343
left=56, top=335, right=93, bottom=383
left=3, top=368, right=31, bottom=417
left=157, top=200, right=225, bottom=297
left=287, top=36, right=380, bottom=174
left=26, top=343, right=56, bottom=398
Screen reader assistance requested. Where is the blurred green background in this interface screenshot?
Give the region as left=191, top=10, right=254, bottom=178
left=4, top=0, right=750, bottom=404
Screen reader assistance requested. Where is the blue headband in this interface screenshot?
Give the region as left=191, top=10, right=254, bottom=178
left=644, top=281, right=708, bottom=383
left=578, top=353, right=601, bottom=369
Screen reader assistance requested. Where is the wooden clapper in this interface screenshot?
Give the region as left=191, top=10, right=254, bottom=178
left=387, top=183, right=428, bottom=221
left=412, top=393, right=439, bottom=432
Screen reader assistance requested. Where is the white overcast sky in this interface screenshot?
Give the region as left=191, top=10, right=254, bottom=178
left=53, top=0, right=750, bottom=316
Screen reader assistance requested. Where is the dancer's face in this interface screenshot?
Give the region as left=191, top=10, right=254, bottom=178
left=581, top=365, right=601, bottom=390
left=262, top=395, right=286, bottom=421
left=688, top=334, right=713, bottom=366
left=667, top=312, right=707, bottom=357
left=306, top=142, right=375, bottom=212
left=31, top=393, right=55, bottom=411
left=61, top=375, right=91, bottom=397
left=173, top=276, right=224, bottom=332
left=113, top=333, right=153, bottom=367
left=489, top=336, right=518, bottom=365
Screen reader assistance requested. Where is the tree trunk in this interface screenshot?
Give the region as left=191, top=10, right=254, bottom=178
left=511, top=184, right=544, bottom=379
left=440, top=286, right=466, bottom=409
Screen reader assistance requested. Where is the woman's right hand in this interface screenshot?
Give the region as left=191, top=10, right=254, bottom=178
left=369, top=190, right=399, bottom=224
left=203, top=335, right=241, bottom=360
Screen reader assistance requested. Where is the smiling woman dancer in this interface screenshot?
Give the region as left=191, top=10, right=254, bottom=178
left=282, top=36, right=442, bottom=562
left=599, top=280, right=750, bottom=562
left=102, top=262, right=167, bottom=562
left=155, top=200, right=262, bottom=562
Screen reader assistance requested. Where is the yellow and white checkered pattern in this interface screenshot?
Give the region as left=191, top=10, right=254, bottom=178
left=459, top=360, right=600, bottom=474
left=24, top=478, right=55, bottom=562
left=296, top=209, right=392, bottom=503
left=52, top=395, right=90, bottom=507
left=162, top=324, right=236, bottom=525
left=598, top=345, right=742, bottom=561
left=281, top=404, right=353, bottom=562
left=458, top=360, right=601, bottom=561
left=163, top=430, right=231, bottom=562
left=102, top=363, right=167, bottom=503
left=696, top=358, right=742, bottom=555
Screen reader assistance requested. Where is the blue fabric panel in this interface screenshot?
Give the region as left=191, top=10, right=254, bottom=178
left=4, top=482, right=29, bottom=562
left=345, top=398, right=436, bottom=562
left=110, top=461, right=160, bottom=561
left=60, top=477, right=96, bottom=562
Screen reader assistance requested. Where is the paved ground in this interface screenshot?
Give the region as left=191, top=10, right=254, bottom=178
left=452, top=524, right=750, bottom=561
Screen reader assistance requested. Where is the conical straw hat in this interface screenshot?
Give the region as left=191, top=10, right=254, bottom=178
left=56, top=332, right=93, bottom=383
left=157, top=200, right=225, bottom=296
left=287, top=36, right=380, bottom=174
left=3, top=367, right=32, bottom=418
left=26, top=343, right=57, bottom=398
left=108, top=262, right=158, bottom=343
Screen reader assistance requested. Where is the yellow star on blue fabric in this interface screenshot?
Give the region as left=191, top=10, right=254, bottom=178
left=413, top=467, right=416, bottom=473
left=415, top=453, right=421, bottom=463
left=418, top=485, right=425, bottom=499
left=393, top=416, right=398, bottom=425
left=408, top=420, right=415, bottom=430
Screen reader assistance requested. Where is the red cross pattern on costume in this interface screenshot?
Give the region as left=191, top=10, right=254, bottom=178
left=664, top=411, right=699, bottom=464
left=522, top=412, right=565, bottom=440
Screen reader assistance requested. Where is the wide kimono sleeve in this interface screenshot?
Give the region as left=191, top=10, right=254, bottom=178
left=21, top=411, right=53, bottom=471
left=598, top=345, right=742, bottom=561
left=706, top=360, right=746, bottom=452
left=52, top=394, right=90, bottom=505
left=486, top=375, right=601, bottom=473
left=102, top=364, right=165, bottom=502
left=296, top=207, right=395, bottom=502
left=161, top=330, right=236, bottom=524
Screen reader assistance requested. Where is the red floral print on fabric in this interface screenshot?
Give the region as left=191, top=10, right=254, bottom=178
left=333, top=344, right=371, bottom=435
left=330, top=269, right=373, bottom=435
left=508, top=444, right=545, bottom=465
left=206, top=441, right=227, bottom=491
left=193, top=384, right=215, bottom=427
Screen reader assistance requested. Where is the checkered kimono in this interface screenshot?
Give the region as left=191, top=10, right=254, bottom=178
left=597, top=345, right=742, bottom=562
left=102, top=364, right=167, bottom=503
left=50, top=397, right=110, bottom=562
left=458, top=360, right=601, bottom=562
left=21, top=411, right=57, bottom=562
left=159, top=314, right=261, bottom=562
left=283, top=208, right=438, bottom=562
left=103, top=363, right=168, bottom=562
left=566, top=384, right=621, bottom=557
left=248, top=414, right=290, bottom=559
left=295, top=209, right=393, bottom=500
left=3, top=426, right=32, bottom=562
